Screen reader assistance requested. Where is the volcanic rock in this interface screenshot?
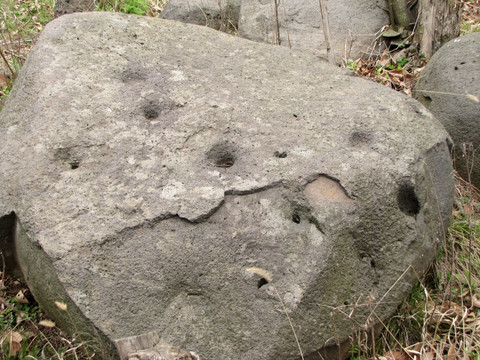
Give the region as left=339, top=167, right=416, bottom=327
left=0, top=12, right=454, bottom=360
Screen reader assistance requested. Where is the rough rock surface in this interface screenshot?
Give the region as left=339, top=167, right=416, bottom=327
left=54, top=0, right=94, bottom=18
left=161, top=0, right=241, bottom=30
left=238, top=0, right=389, bottom=62
left=0, top=12, right=454, bottom=360
left=414, top=33, right=480, bottom=188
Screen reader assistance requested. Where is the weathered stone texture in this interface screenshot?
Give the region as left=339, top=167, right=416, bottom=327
left=415, top=33, right=480, bottom=188
left=162, top=0, right=241, bottom=30
left=0, top=12, right=453, bottom=360
left=238, top=0, right=388, bottom=62
left=54, top=0, right=95, bottom=18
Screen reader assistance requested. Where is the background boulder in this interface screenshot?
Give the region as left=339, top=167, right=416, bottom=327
left=414, top=32, right=480, bottom=188
left=0, top=12, right=453, bottom=360
left=162, top=0, right=241, bottom=31
left=54, top=0, right=94, bottom=18
left=238, top=0, right=389, bottom=62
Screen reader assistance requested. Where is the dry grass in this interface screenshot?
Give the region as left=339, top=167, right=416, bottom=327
left=0, top=273, right=94, bottom=359
left=343, top=174, right=480, bottom=360
left=0, top=0, right=55, bottom=69
left=459, top=0, right=480, bottom=34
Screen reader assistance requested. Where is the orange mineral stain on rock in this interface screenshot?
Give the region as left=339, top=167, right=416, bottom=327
left=304, top=176, right=353, bottom=206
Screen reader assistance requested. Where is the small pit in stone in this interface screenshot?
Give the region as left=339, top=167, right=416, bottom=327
left=54, top=147, right=82, bottom=171
left=292, top=213, right=301, bottom=224
left=274, top=151, right=287, bottom=158
left=120, top=63, right=148, bottom=83
left=142, top=101, right=161, bottom=120
left=69, top=160, right=80, bottom=170
left=257, top=278, right=268, bottom=289
left=349, top=130, right=372, bottom=147
left=206, top=141, right=236, bottom=168
left=397, top=180, right=420, bottom=216
left=420, top=94, right=432, bottom=106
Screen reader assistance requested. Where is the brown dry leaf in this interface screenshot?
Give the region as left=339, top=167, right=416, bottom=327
left=421, top=350, right=434, bottom=360
left=6, top=331, right=23, bottom=356
left=387, top=69, right=404, bottom=78
left=377, top=52, right=391, bottom=67
left=412, top=343, right=422, bottom=352
left=383, top=350, right=409, bottom=360
left=0, top=73, right=9, bottom=89
left=471, top=294, right=480, bottom=308
left=462, top=203, right=475, bottom=215
left=447, top=345, right=456, bottom=360
left=464, top=310, right=476, bottom=323
left=441, top=300, right=463, bottom=317
left=404, top=343, right=423, bottom=359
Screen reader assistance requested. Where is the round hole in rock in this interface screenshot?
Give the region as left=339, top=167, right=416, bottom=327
left=206, top=141, right=236, bottom=168
left=142, top=101, right=160, bottom=120
left=349, top=130, right=372, bottom=147
left=420, top=94, right=432, bottom=106
left=69, top=160, right=80, bottom=170
left=292, top=213, right=301, bottom=224
left=257, top=278, right=268, bottom=289
left=397, top=181, right=420, bottom=216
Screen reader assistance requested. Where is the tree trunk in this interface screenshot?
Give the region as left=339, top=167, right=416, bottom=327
left=414, top=0, right=461, bottom=59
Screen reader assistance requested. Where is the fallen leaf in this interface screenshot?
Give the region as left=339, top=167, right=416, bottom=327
left=471, top=295, right=480, bottom=308
left=6, top=331, right=23, bottom=356
left=411, top=342, right=422, bottom=352
left=0, top=73, right=9, bottom=89
left=441, top=300, right=464, bottom=317
left=447, top=345, right=456, bottom=360
left=384, top=350, right=409, bottom=360
left=422, top=350, right=434, bottom=360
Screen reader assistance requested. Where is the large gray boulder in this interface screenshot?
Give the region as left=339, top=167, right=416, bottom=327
left=162, top=0, right=241, bottom=31
left=414, top=33, right=480, bottom=188
left=54, top=0, right=94, bottom=18
left=239, top=0, right=389, bottom=62
left=0, top=12, right=453, bottom=360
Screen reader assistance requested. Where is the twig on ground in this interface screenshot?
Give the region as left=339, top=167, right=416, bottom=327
left=0, top=46, right=15, bottom=76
